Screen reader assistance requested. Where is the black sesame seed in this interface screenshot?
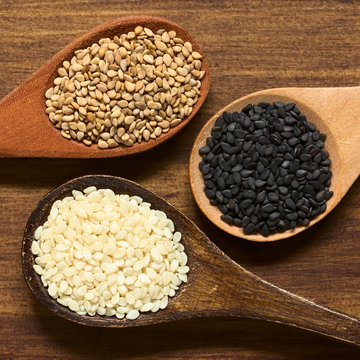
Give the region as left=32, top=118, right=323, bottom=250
left=281, top=131, right=292, bottom=139
left=201, top=163, right=210, bottom=175
left=255, top=179, right=266, bottom=188
left=212, top=130, right=222, bottom=140
left=226, top=132, right=235, bottom=144
left=243, top=190, right=256, bottom=199
left=244, top=223, right=256, bottom=234
left=325, top=191, right=333, bottom=200
left=308, top=122, right=316, bottom=132
left=253, top=105, right=263, bottom=114
left=231, top=164, right=242, bottom=172
left=218, top=205, right=228, bottom=214
left=286, top=212, right=298, bottom=221
left=199, top=103, right=332, bottom=236
left=242, top=216, right=251, bottom=227
left=268, top=192, right=279, bottom=202
left=221, top=215, right=232, bottom=224
left=285, top=103, right=295, bottom=111
left=261, top=224, right=270, bottom=237
left=310, top=147, right=320, bottom=157
left=278, top=186, right=289, bottom=195
left=215, top=191, right=224, bottom=203
left=204, top=188, right=215, bottom=199
left=285, top=198, right=296, bottom=210
left=259, top=101, right=270, bottom=108
left=233, top=172, right=241, bottom=184
left=199, top=145, right=211, bottom=154
left=296, top=169, right=307, bottom=178
left=233, top=218, right=242, bottom=226
left=243, top=141, right=252, bottom=152
left=239, top=116, right=248, bottom=127
left=277, top=107, right=286, bottom=118
left=288, top=137, right=298, bottom=146
left=257, top=190, right=267, bottom=203
left=231, top=185, right=240, bottom=195
left=262, top=203, right=274, bottom=212
left=223, top=189, right=233, bottom=199
left=314, top=152, right=322, bottom=163
left=315, top=190, right=325, bottom=202
left=215, top=116, right=224, bottom=127
left=267, top=173, right=275, bottom=186
left=223, top=112, right=232, bottom=124
left=284, top=116, right=297, bottom=125
left=273, top=122, right=284, bottom=132
left=242, top=104, right=252, bottom=113
left=240, top=199, right=252, bottom=208
left=274, top=101, right=285, bottom=108
left=284, top=174, right=294, bottom=185
left=206, top=137, right=214, bottom=147
left=199, top=161, right=206, bottom=172
left=254, top=120, right=266, bottom=129
left=312, top=130, right=320, bottom=141
left=291, top=180, right=299, bottom=189
left=217, top=177, right=226, bottom=191
left=205, top=180, right=215, bottom=189
left=228, top=199, right=236, bottom=209
left=245, top=204, right=255, bottom=216
left=269, top=212, right=281, bottom=221
left=291, top=190, right=299, bottom=202
left=241, top=169, right=253, bottom=177
left=301, top=133, right=309, bottom=142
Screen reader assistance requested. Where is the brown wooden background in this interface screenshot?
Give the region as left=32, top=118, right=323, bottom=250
left=1, top=0, right=360, bottom=358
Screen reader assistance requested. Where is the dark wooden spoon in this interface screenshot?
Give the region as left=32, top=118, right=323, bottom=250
left=22, top=175, right=360, bottom=345
left=0, top=16, right=209, bottom=158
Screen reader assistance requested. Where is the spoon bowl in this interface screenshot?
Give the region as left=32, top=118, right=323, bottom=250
left=23, top=175, right=360, bottom=345
left=0, top=16, right=209, bottom=158
left=189, top=87, right=360, bottom=241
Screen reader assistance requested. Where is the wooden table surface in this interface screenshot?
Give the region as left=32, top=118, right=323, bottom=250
left=1, top=0, right=360, bottom=358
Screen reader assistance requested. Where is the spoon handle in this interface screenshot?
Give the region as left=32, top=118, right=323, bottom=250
left=203, top=252, right=360, bottom=345
left=235, top=269, right=359, bottom=344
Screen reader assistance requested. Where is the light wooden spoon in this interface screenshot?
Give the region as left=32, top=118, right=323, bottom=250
left=189, top=87, right=360, bottom=241
left=0, top=16, right=209, bottom=158
left=22, top=175, right=360, bottom=345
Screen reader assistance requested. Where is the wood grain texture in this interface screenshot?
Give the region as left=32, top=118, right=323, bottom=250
left=1, top=0, right=360, bottom=358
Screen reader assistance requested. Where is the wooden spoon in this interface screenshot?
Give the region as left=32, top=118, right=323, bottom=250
left=0, top=16, right=209, bottom=158
left=189, top=87, right=360, bottom=242
left=22, top=175, right=360, bottom=345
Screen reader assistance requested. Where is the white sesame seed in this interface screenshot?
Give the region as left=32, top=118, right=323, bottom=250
left=151, top=300, right=161, bottom=313
left=159, top=296, right=168, bottom=310
left=33, top=264, right=43, bottom=275
left=31, top=187, right=188, bottom=320
left=48, top=283, right=58, bottom=298
left=140, top=302, right=153, bottom=312
left=126, top=310, right=139, bottom=320
left=83, top=186, right=97, bottom=194
left=68, top=299, right=80, bottom=312
left=173, top=232, right=182, bottom=243
left=31, top=241, right=40, bottom=255
left=34, top=226, right=42, bottom=240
